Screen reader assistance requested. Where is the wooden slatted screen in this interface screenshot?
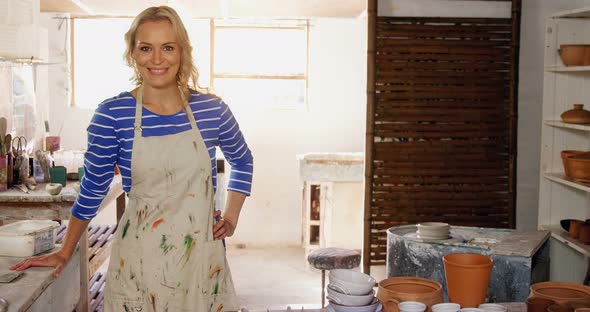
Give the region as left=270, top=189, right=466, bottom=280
left=364, top=1, right=521, bottom=272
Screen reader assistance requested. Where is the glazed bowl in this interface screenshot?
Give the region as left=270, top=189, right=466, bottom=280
left=399, top=301, right=427, bottom=312
left=478, top=304, right=507, bottom=312
left=327, top=286, right=376, bottom=306
left=432, top=303, right=461, bottom=312
left=327, top=298, right=382, bottom=312
left=329, top=269, right=376, bottom=296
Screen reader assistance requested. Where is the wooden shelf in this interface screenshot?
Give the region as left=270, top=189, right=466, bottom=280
left=551, top=6, right=590, bottom=18
left=539, top=225, right=590, bottom=256
left=543, top=172, right=590, bottom=193
left=544, top=120, right=590, bottom=131
left=545, top=65, right=590, bottom=72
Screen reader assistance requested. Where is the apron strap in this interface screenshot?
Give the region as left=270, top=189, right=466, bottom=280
left=134, top=85, right=144, bottom=138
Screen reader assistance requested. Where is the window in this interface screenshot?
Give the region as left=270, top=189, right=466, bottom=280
left=71, top=18, right=307, bottom=110
left=212, top=20, right=308, bottom=110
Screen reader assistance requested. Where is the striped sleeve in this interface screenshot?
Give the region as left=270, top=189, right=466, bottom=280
left=218, top=100, right=253, bottom=196
left=71, top=103, right=118, bottom=220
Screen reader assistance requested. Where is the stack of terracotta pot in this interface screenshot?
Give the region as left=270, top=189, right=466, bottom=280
left=526, top=282, right=590, bottom=312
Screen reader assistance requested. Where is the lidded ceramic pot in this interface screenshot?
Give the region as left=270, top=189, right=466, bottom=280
left=561, top=104, right=590, bottom=124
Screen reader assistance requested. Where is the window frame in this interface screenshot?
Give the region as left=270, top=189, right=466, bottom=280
left=70, top=17, right=311, bottom=110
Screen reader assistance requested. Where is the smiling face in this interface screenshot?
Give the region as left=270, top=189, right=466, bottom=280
left=131, top=20, right=181, bottom=89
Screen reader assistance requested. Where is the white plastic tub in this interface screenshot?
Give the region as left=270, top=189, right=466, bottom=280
left=0, top=220, right=60, bottom=257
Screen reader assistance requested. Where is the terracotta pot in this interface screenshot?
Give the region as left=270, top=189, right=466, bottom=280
left=570, top=220, right=584, bottom=239
left=530, top=282, right=590, bottom=304
left=560, top=45, right=590, bottom=66
left=443, top=253, right=493, bottom=308
left=561, top=104, right=590, bottom=125
left=526, top=297, right=556, bottom=312
left=579, top=224, right=590, bottom=245
left=561, top=151, right=586, bottom=177
left=377, top=277, right=443, bottom=312
left=548, top=303, right=575, bottom=312
left=568, top=154, right=590, bottom=183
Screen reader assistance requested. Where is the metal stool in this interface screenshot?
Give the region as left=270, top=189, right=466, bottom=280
left=307, top=247, right=361, bottom=308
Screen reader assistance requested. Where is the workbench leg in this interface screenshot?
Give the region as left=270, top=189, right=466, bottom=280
left=116, top=193, right=126, bottom=224
left=76, top=230, right=89, bottom=312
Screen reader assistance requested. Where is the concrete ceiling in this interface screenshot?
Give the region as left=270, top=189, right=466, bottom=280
left=41, top=0, right=367, bottom=18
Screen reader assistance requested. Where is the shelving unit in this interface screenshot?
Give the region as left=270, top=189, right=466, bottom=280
left=539, top=5, right=590, bottom=283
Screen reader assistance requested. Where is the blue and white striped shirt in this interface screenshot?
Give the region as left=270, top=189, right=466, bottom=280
left=71, top=90, right=254, bottom=220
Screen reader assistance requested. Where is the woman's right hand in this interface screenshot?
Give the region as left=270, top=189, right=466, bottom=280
left=9, top=248, right=71, bottom=278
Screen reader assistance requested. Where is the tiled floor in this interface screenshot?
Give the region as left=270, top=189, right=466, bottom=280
left=226, top=245, right=386, bottom=311
left=94, top=245, right=385, bottom=311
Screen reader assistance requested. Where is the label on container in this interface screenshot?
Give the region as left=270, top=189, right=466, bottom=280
left=33, top=230, right=55, bottom=255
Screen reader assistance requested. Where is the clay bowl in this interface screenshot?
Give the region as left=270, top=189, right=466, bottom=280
left=561, top=219, right=590, bottom=232
left=526, top=297, right=556, bottom=312
left=377, top=277, right=443, bottom=312
left=548, top=303, right=575, bottom=312
left=568, top=154, right=590, bottom=183
left=530, top=282, right=590, bottom=304
left=561, top=151, right=586, bottom=177
left=560, top=45, right=590, bottom=66
left=416, top=222, right=450, bottom=240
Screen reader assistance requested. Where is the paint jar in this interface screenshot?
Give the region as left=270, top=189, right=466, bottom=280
left=45, top=136, right=61, bottom=153
left=50, top=166, right=67, bottom=186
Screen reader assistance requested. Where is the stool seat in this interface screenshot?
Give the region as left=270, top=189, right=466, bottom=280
left=307, top=247, right=361, bottom=270
left=307, top=247, right=362, bottom=308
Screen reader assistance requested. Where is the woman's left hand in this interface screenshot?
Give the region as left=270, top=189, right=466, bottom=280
left=213, top=210, right=236, bottom=240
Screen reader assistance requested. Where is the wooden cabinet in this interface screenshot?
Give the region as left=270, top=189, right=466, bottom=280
left=539, top=6, right=590, bottom=283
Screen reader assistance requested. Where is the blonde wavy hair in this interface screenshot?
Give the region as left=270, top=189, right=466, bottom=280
left=124, top=6, right=201, bottom=98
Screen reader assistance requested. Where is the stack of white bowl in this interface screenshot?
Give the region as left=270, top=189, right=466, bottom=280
left=326, top=269, right=381, bottom=312
left=416, top=222, right=451, bottom=240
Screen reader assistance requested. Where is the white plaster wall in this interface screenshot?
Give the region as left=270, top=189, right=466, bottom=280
left=327, top=182, right=365, bottom=250
left=517, top=0, right=590, bottom=230
left=44, top=16, right=368, bottom=246
left=42, top=0, right=590, bottom=245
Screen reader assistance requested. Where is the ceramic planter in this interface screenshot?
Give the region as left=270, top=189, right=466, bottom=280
left=443, top=253, right=494, bottom=308
left=525, top=297, right=556, bottom=312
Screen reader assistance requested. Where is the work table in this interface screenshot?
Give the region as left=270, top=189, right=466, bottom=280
left=0, top=176, right=125, bottom=312
left=0, top=246, right=80, bottom=312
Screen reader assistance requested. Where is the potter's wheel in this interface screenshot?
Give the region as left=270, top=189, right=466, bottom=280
left=403, top=232, right=465, bottom=243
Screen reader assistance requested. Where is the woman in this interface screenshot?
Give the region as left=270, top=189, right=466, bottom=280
left=10, top=6, right=253, bottom=312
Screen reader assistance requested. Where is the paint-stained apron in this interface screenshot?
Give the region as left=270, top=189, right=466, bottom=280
left=103, top=85, right=239, bottom=312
